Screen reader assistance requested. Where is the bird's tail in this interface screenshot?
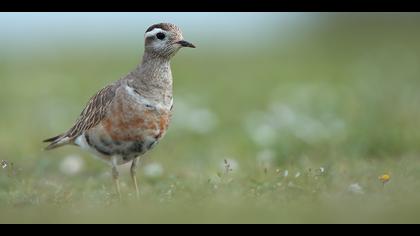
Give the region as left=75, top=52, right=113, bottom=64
left=43, top=134, right=70, bottom=150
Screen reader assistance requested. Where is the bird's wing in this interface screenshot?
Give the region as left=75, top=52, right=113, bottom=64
left=67, top=83, right=118, bottom=138
left=44, top=83, right=118, bottom=150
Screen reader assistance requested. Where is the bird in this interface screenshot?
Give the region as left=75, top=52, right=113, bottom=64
left=43, top=23, right=195, bottom=198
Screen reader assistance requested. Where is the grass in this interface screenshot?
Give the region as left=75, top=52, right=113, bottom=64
left=1, top=15, right=420, bottom=223
left=1, top=156, right=420, bottom=223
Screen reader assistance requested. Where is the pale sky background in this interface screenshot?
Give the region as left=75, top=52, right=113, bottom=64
left=0, top=13, right=316, bottom=52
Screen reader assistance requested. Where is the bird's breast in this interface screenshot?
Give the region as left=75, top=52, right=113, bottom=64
left=102, top=96, right=172, bottom=143
left=83, top=86, right=172, bottom=164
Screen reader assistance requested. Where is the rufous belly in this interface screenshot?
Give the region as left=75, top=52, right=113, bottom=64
left=83, top=96, right=171, bottom=165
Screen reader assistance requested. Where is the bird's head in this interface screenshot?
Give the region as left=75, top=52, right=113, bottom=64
left=144, top=23, right=195, bottom=58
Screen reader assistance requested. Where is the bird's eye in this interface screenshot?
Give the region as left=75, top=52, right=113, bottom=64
left=156, top=32, right=165, bottom=40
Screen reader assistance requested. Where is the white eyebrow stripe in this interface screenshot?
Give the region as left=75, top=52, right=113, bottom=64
left=145, top=28, right=166, bottom=38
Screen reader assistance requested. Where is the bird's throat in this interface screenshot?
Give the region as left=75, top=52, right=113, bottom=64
left=129, top=51, right=173, bottom=103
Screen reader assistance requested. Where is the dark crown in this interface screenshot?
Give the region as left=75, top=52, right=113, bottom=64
left=145, top=23, right=181, bottom=33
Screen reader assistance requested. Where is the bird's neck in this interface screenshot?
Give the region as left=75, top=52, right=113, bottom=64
left=137, top=51, right=172, bottom=81
left=128, top=51, right=173, bottom=103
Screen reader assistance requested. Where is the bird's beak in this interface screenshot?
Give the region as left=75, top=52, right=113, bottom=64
left=177, top=40, right=196, bottom=48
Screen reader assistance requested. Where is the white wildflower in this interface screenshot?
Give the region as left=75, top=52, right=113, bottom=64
left=252, top=124, right=277, bottom=147
left=347, top=183, right=364, bottom=195
left=188, top=109, right=218, bottom=134
left=59, top=155, right=84, bottom=175
left=256, top=149, right=275, bottom=169
left=1, top=160, right=8, bottom=169
left=220, top=158, right=239, bottom=173
left=244, top=101, right=347, bottom=146
left=173, top=100, right=218, bottom=134
left=143, top=162, right=164, bottom=178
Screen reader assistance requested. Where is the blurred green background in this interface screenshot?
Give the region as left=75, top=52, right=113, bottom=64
left=1, top=13, right=420, bottom=223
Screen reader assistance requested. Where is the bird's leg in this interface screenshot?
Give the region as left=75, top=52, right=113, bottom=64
left=131, top=157, right=140, bottom=198
left=111, top=159, right=122, bottom=199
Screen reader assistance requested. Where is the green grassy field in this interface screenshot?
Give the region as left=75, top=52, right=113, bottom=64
left=1, top=14, right=420, bottom=223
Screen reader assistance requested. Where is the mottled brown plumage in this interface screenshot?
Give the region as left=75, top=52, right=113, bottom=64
left=43, top=23, right=195, bottom=197
left=44, top=82, right=119, bottom=150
